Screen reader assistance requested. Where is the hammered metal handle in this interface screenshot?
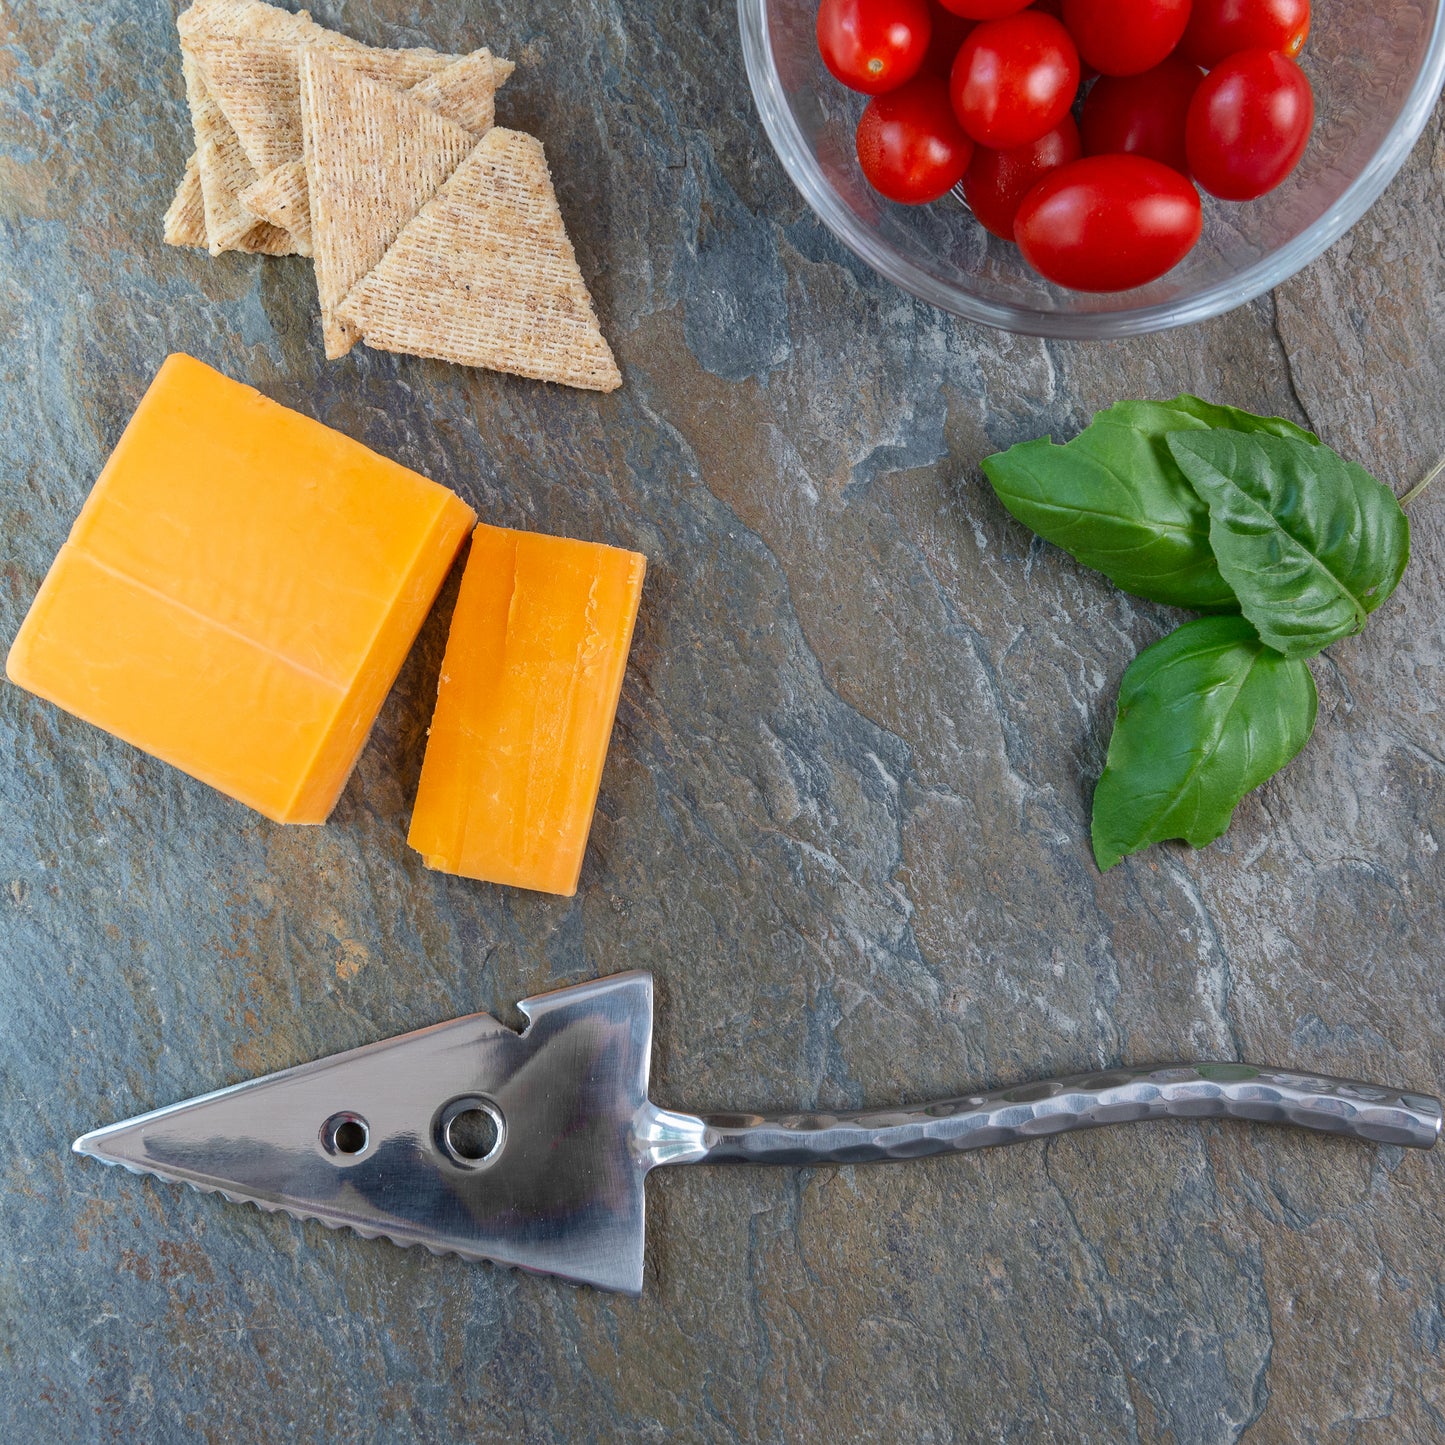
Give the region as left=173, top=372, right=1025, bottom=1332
left=681, top=1064, right=1442, bottom=1166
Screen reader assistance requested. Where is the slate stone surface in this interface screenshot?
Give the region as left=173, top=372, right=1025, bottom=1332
left=2, top=3, right=1443, bottom=1442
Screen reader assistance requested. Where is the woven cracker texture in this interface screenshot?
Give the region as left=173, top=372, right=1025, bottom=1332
left=236, top=50, right=510, bottom=258
left=337, top=128, right=621, bottom=392
left=182, top=48, right=296, bottom=256
left=192, top=29, right=457, bottom=181
left=408, top=50, right=513, bottom=136
left=301, top=49, right=476, bottom=359
left=163, top=154, right=208, bottom=248
left=239, top=160, right=313, bottom=254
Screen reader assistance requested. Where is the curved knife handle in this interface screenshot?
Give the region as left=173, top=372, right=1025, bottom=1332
left=666, top=1064, right=1441, bottom=1167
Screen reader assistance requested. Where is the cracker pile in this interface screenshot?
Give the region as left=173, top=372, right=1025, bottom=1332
left=166, top=0, right=621, bottom=392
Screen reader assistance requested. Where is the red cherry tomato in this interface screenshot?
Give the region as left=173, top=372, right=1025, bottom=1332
left=1181, top=0, right=1311, bottom=69
left=1028, top=0, right=1099, bottom=81
left=856, top=74, right=977, bottom=202
left=937, top=0, right=1030, bottom=15
left=921, top=4, right=976, bottom=75
left=1014, top=155, right=1202, bottom=290
left=961, top=116, right=1081, bottom=237
left=950, top=11, right=1080, bottom=148
left=1080, top=56, right=1203, bottom=174
left=1185, top=49, right=1313, bottom=200
left=1061, top=0, right=1191, bottom=77
left=817, top=0, right=932, bottom=95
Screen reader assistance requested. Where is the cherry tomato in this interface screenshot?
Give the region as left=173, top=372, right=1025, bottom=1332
left=1185, top=49, right=1313, bottom=200
left=817, top=0, right=933, bottom=95
left=1014, top=154, right=1202, bottom=290
left=937, top=0, right=1030, bottom=15
left=1181, top=0, right=1311, bottom=69
left=1080, top=56, right=1203, bottom=174
left=921, top=4, right=976, bottom=75
left=961, top=116, right=1081, bottom=237
left=1028, top=0, right=1098, bottom=81
left=856, top=74, right=977, bottom=201
left=1061, top=0, right=1191, bottom=77
left=950, top=11, right=1080, bottom=148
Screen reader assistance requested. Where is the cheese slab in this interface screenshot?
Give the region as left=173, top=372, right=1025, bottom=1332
left=408, top=523, right=646, bottom=896
left=6, top=354, right=475, bottom=824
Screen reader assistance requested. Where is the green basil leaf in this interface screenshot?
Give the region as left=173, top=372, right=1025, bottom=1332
left=1092, top=616, right=1318, bottom=871
left=1167, top=431, right=1410, bottom=659
left=981, top=396, right=1316, bottom=611
left=982, top=427, right=1233, bottom=609
left=1097, top=396, right=1320, bottom=447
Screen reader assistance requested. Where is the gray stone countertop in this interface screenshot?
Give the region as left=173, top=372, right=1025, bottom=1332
left=2, top=3, right=1443, bottom=1442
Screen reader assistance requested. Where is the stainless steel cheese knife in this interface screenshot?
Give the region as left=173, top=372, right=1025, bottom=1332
left=73, top=971, right=1442, bottom=1295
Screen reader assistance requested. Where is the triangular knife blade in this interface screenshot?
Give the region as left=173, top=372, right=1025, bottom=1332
left=73, top=971, right=659, bottom=1294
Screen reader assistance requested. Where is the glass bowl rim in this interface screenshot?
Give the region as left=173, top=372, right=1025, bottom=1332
left=738, top=0, right=1445, bottom=339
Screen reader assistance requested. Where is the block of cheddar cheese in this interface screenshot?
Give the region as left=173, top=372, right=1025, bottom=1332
left=408, top=523, right=646, bottom=896
left=6, top=354, right=476, bottom=823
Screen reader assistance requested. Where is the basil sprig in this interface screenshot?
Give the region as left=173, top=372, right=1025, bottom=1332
left=983, top=397, right=1410, bottom=870
left=981, top=397, right=1320, bottom=611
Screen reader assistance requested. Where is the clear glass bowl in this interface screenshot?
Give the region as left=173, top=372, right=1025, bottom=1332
left=738, top=0, right=1445, bottom=337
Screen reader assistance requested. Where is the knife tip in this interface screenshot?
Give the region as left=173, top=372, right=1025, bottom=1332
left=72, top=1126, right=110, bottom=1160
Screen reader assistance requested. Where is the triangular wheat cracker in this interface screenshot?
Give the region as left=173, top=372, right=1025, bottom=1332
left=163, top=154, right=208, bottom=248
left=192, top=32, right=458, bottom=182
left=177, top=0, right=267, bottom=41
left=239, top=51, right=512, bottom=261
left=182, top=48, right=296, bottom=256
left=301, top=50, right=476, bottom=359
left=239, top=160, right=312, bottom=254
left=407, top=50, right=514, bottom=135
left=336, top=128, right=621, bottom=392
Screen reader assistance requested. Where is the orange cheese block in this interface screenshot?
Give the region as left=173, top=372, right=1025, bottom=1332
left=6, top=354, right=476, bottom=823
left=408, top=523, right=646, bottom=896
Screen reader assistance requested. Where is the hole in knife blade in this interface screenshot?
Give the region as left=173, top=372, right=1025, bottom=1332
left=321, top=1112, right=370, bottom=1157
left=335, top=1119, right=367, bottom=1153
left=447, top=1108, right=500, bottom=1161
left=435, top=1096, right=506, bottom=1168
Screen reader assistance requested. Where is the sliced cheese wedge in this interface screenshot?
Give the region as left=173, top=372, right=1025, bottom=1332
left=408, top=523, right=646, bottom=895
